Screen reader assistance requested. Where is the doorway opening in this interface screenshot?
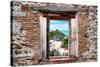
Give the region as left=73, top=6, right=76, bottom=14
left=49, top=20, right=70, bottom=58
left=40, top=12, right=78, bottom=61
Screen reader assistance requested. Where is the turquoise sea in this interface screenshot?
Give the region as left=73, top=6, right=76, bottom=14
left=62, top=30, right=69, bottom=35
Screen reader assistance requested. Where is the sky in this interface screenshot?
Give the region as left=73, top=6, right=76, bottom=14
left=50, top=20, right=69, bottom=35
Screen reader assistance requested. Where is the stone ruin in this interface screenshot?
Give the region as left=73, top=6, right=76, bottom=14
left=11, top=1, right=97, bottom=66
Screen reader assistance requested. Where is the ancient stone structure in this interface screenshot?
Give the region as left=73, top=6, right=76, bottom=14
left=11, top=1, right=97, bottom=66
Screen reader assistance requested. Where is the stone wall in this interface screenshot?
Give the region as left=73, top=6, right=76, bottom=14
left=11, top=1, right=41, bottom=66
left=76, top=6, right=97, bottom=60
left=87, top=6, right=97, bottom=59
left=11, top=1, right=97, bottom=66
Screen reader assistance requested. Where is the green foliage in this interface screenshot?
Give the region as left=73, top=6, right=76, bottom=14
left=49, top=29, right=65, bottom=40
left=49, top=49, right=61, bottom=56
left=61, top=37, right=68, bottom=48
left=49, top=31, right=56, bottom=40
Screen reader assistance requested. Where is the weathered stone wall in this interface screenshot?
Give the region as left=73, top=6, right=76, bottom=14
left=11, top=1, right=41, bottom=66
left=11, top=1, right=97, bottom=66
left=76, top=6, right=97, bottom=60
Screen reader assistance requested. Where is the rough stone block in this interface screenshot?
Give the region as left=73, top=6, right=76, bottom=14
left=13, top=11, right=26, bottom=17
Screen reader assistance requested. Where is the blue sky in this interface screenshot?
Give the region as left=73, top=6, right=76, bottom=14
left=50, top=20, right=69, bottom=35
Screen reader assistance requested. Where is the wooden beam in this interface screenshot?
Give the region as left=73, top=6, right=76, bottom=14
left=48, top=16, right=71, bottom=20
left=32, top=6, right=78, bottom=19
left=32, top=6, right=79, bottom=13
left=43, top=13, right=75, bottom=19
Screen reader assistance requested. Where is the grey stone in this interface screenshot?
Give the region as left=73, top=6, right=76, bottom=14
left=13, top=5, right=21, bottom=11
left=12, top=1, right=22, bottom=6
left=13, top=11, right=26, bottom=17
left=15, top=50, right=22, bottom=55
left=13, top=21, right=22, bottom=35
left=21, top=30, right=27, bottom=37
left=89, top=12, right=95, bottom=16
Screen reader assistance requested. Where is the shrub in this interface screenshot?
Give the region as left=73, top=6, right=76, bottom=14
left=49, top=49, right=61, bottom=56
left=61, top=37, right=68, bottom=48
